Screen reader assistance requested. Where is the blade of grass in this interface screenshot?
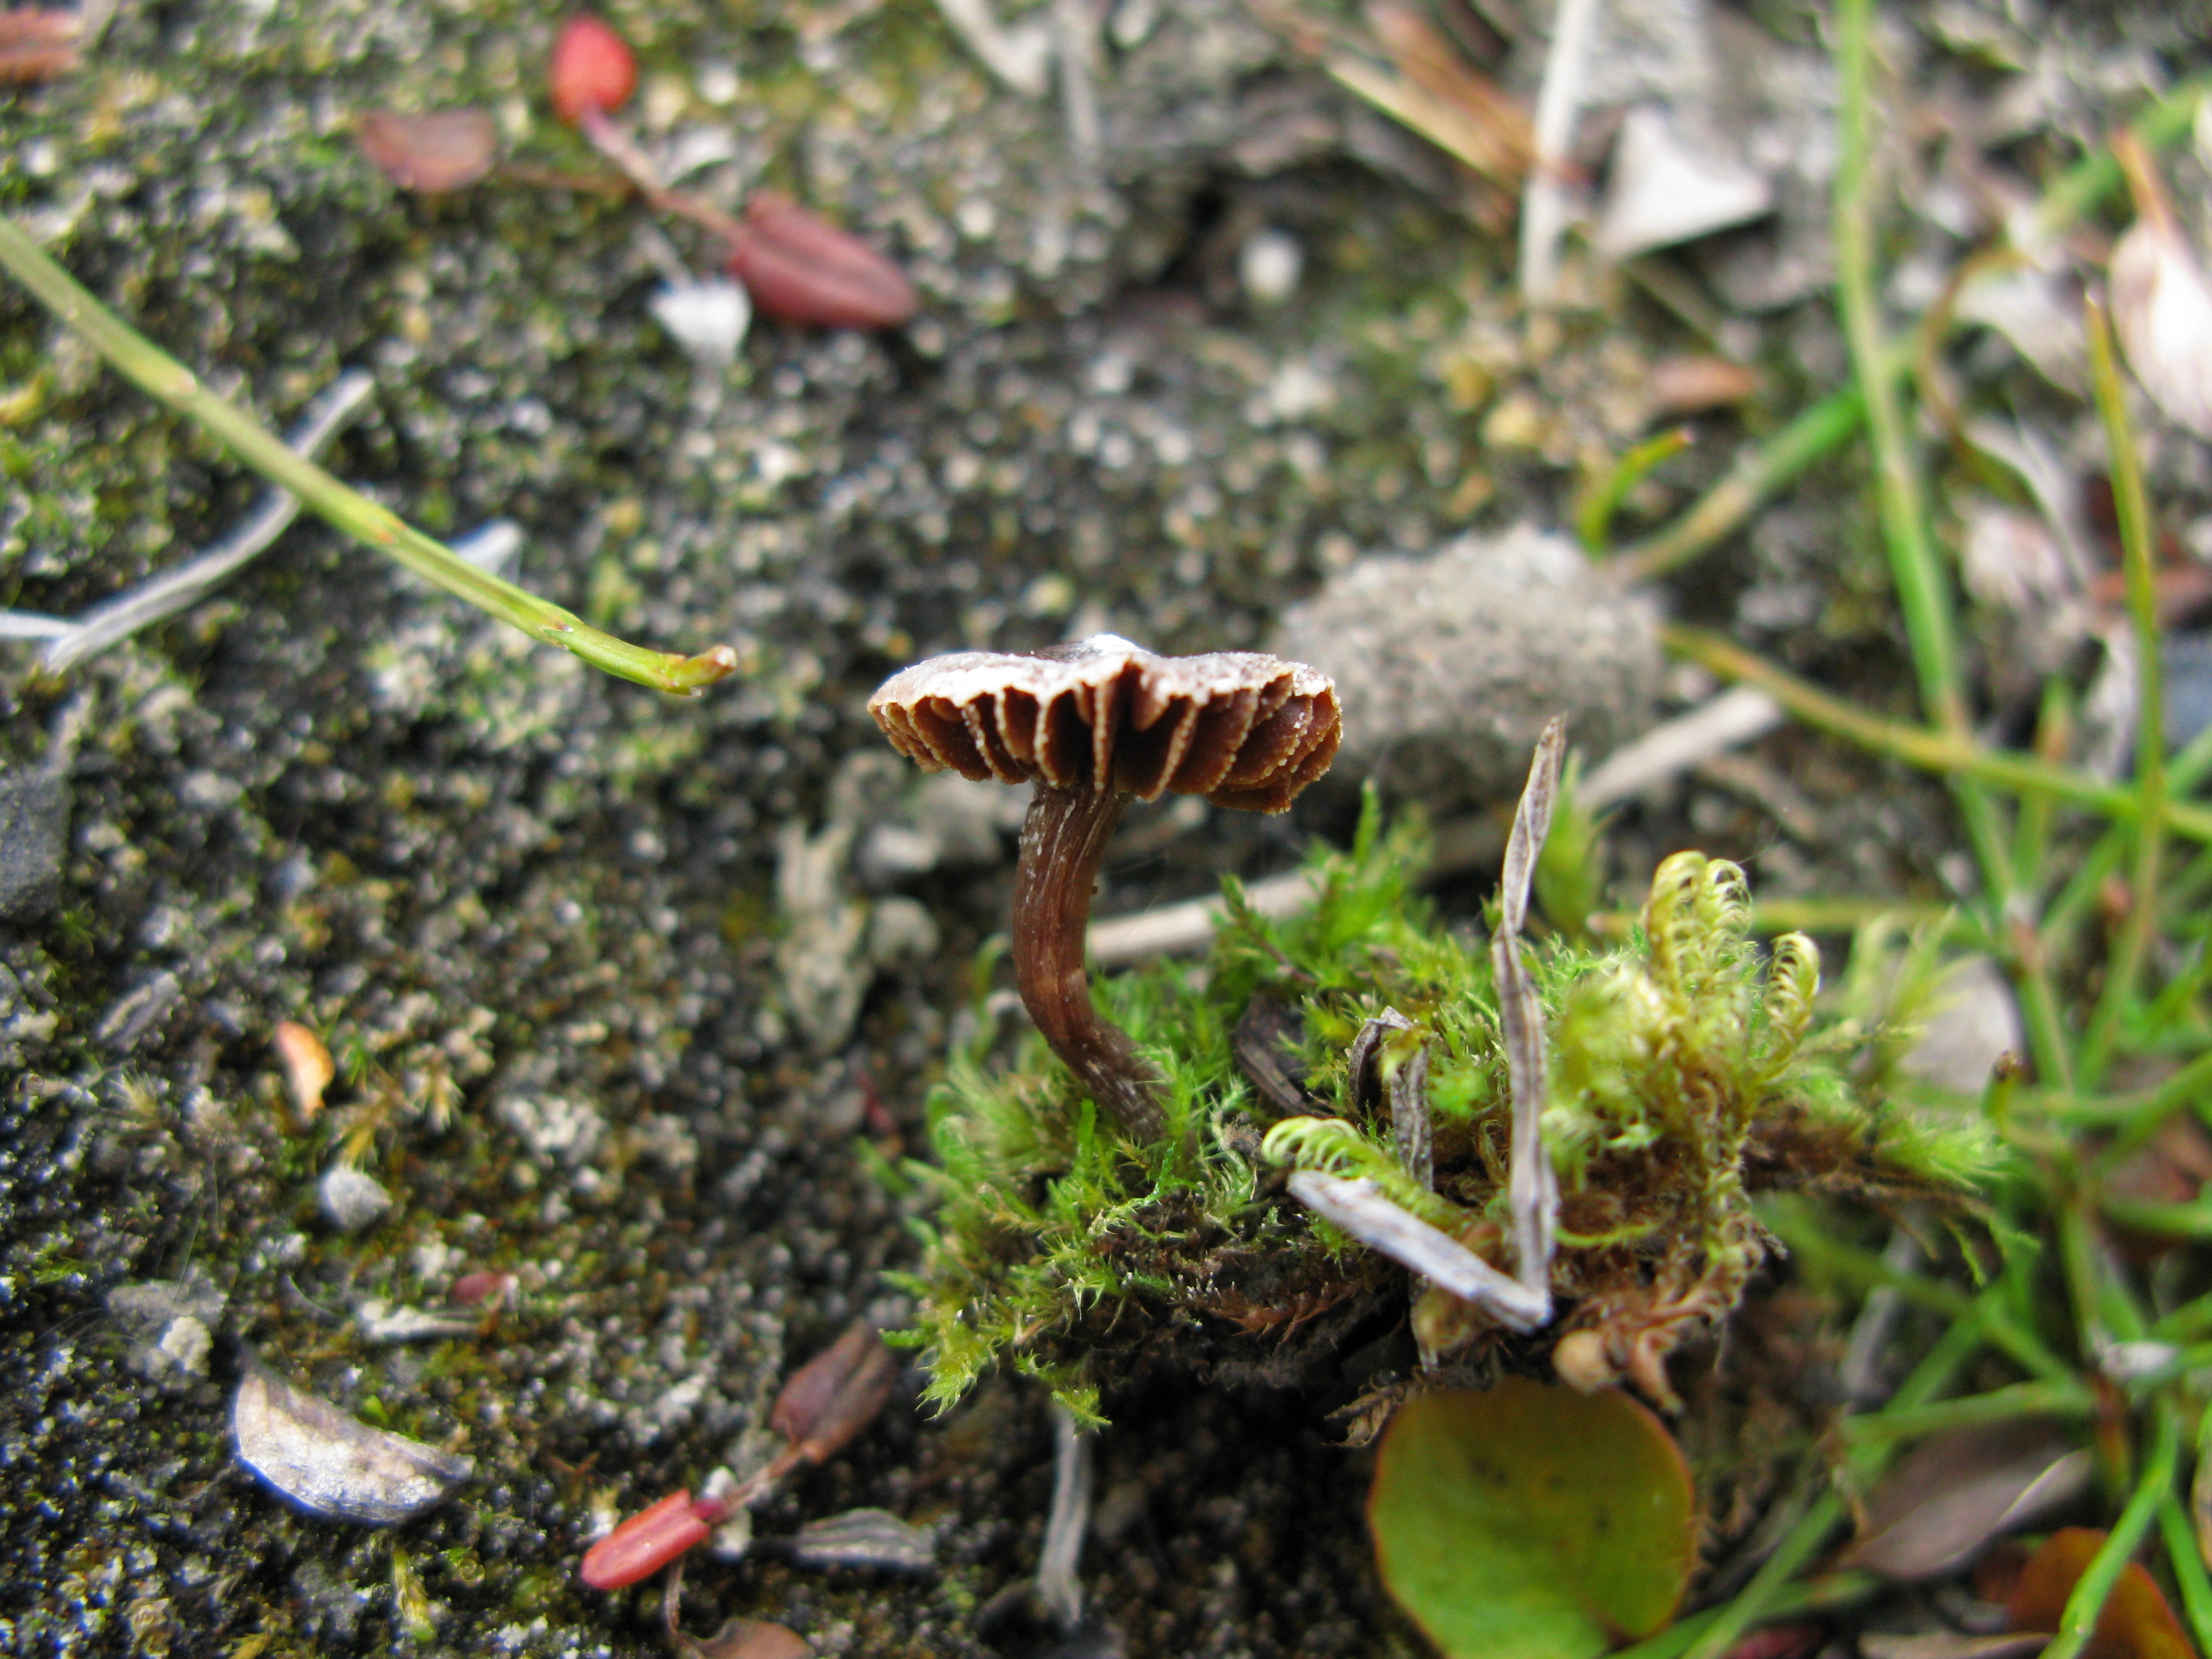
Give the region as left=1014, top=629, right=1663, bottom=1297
left=1839, top=1377, right=2099, bottom=1443
left=2157, top=1490, right=2212, bottom=1657
left=0, top=216, right=737, bottom=696
left=1834, top=0, right=2070, bottom=1088
left=1765, top=1206, right=2074, bottom=1382
left=1616, top=380, right=1875, bottom=581
left=1577, top=426, right=1693, bottom=552
left=1660, top=625, right=2212, bottom=846
left=2078, top=297, right=2169, bottom=1087
left=2040, top=1402, right=2181, bottom=1659
left=1677, top=1313, right=1989, bottom=1659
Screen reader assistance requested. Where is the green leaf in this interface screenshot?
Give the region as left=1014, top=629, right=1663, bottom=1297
left=1369, top=1379, right=1696, bottom=1659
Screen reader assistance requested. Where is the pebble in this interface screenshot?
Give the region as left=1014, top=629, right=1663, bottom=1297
left=0, top=764, right=68, bottom=923
left=318, top=1165, right=395, bottom=1233
left=1269, top=525, right=1662, bottom=810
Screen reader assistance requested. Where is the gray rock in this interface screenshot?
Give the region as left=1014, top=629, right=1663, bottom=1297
left=0, top=764, right=69, bottom=923
left=1269, top=526, right=1663, bottom=810
left=317, top=1165, right=395, bottom=1233
left=106, top=1269, right=227, bottom=1381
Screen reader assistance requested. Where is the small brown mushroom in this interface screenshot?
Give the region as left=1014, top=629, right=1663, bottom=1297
left=869, top=634, right=1340, bottom=1143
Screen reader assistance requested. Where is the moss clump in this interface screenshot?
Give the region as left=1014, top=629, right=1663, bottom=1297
left=895, top=797, right=1996, bottom=1425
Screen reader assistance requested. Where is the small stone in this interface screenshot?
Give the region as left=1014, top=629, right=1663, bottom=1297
left=1269, top=525, right=1663, bottom=811
left=0, top=764, right=67, bottom=922
left=319, top=1165, right=394, bottom=1233
left=107, top=1270, right=227, bottom=1381
left=1238, top=228, right=1302, bottom=306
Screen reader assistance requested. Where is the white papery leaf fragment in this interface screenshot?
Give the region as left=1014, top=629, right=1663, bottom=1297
left=2110, top=141, right=2212, bottom=441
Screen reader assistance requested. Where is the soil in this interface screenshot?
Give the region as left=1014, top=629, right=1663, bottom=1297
left=1, top=0, right=2200, bottom=1655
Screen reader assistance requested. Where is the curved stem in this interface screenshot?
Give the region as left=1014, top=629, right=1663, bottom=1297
left=1013, top=786, right=1167, bottom=1144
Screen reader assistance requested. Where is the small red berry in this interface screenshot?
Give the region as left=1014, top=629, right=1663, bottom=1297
left=549, top=14, right=636, bottom=127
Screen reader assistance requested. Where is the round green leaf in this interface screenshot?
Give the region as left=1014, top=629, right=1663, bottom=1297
left=1369, top=1379, right=1696, bottom=1659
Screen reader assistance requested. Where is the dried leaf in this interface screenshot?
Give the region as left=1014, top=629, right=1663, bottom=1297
left=1286, top=1171, right=1547, bottom=1329
left=726, top=194, right=920, bottom=331
left=664, top=1560, right=813, bottom=1659
left=271, top=1020, right=334, bottom=1120
left=770, top=1321, right=898, bottom=1464
left=787, top=1507, right=935, bottom=1574
left=1648, top=356, right=1760, bottom=414
left=1858, top=1636, right=2047, bottom=1659
left=1843, top=1419, right=2091, bottom=1582
left=1497, top=719, right=1565, bottom=1296
left=1369, top=1380, right=1695, bottom=1659
left=0, top=9, right=79, bottom=84
left=231, top=1352, right=472, bottom=1524
left=1233, top=995, right=1317, bottom=1116
left=356, top=109, right=498, bottom=194
left=2110, top=134, right=2212, bottom=442
left=2005, top=1527, right=2194, bottom=1659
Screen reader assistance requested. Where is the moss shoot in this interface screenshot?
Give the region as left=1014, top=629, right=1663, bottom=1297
left=895, top=793, right=1997, bottom=1425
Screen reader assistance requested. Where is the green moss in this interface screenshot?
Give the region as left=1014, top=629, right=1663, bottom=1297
left=895, top=794, right=1998, bottom=1420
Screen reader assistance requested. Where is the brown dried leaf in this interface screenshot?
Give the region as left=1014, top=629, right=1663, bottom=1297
left=663, top=1561, right=812, bottom=1659
left=231, top=1352, right=472, bottom=1524
left=356, top=108, right=498, bottom=194
left=770, top=1321, right=897, bottom=1464
left=1843, top=1418, right=2091, bottom=1582
left=0, top=9, right=79, bottom=84
left=2005, top=1527, right=2194, bottom=1659
left=1648, top=355, right=1760, bottom=414
left=1232, top=995, right=1317, bottom=1117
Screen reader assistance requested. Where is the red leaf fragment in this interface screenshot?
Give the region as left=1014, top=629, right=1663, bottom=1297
left=580, top=1490, right=717, bottom=1590
left=357, top=109, right=499, bottom=194
left=550, top=14, right=636, bottom=127
left=769, top=1321, right=898, bottom=1465
left=0, top=8, right=79, bottom=84
left=2004, top=1527, right=2195, bottom=1659
left=448, top=1269, right=517, bottom=1308
left=724, top=194, right=919, bottom=330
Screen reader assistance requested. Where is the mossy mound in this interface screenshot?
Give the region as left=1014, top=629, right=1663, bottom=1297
left=896, top=799, right=1997, bottom=1426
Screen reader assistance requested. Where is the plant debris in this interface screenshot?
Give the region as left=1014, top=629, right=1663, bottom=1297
left=230, top=1353, right=473, bottom=1525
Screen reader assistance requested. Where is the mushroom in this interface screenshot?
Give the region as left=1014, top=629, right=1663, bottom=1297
left=869, top=635, right=1342, bottom=1144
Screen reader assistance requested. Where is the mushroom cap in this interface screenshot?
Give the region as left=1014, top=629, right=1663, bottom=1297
left=868, top=634, right=1341, bottom=812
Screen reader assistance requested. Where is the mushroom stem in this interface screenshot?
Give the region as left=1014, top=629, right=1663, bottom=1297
left=1012, top=785, right=1169, bottom=1144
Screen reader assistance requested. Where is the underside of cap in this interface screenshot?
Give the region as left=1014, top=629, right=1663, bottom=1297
left=868, top=635, right=1342, bottom=811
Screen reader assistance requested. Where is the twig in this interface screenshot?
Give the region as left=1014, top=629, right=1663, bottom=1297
left=0, top=215, right=735, bottom=695
left=2078, top=297, right=2167, bottom=1087
left=1517, top=0, right=1598, bottom=305
left=32, top=371, right=375, bottom=671
left=1036, top=1399, right=1092, bottom=1631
